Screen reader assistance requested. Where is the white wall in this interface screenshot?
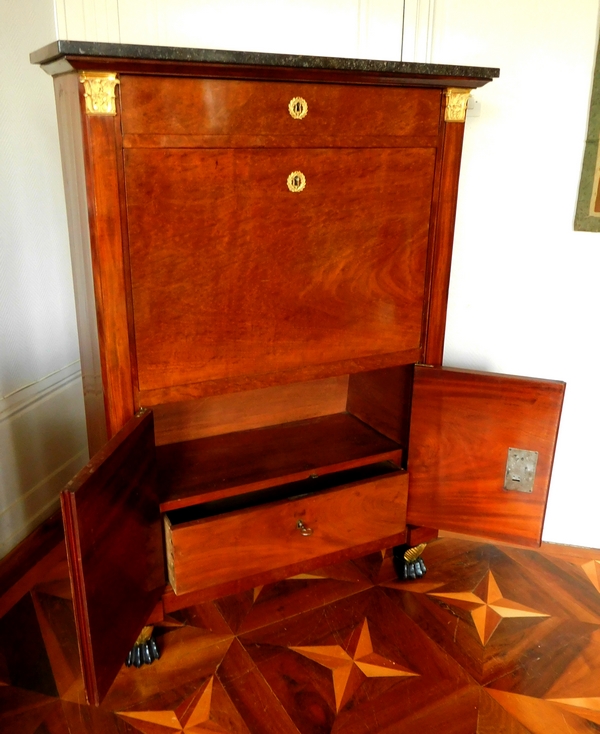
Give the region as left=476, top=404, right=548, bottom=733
left=54, top=0, right=413, bottom=60
left=4, top=0, right=599, bottom=555
left=433, top=0, right=600, bottom=548
left=0, top=0, right=88, bottom=557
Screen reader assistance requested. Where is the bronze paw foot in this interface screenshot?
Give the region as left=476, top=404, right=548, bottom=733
left=125, top=626, right=160, bottom=668
left=393, top=542, right=427, bottom=580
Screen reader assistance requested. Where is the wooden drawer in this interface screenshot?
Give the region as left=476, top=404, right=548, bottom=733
left=120, top=76, right=442, bottom=139
left=164, top=464, right=408, bottom=595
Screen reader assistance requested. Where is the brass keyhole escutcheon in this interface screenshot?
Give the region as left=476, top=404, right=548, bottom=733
left=288, top=96, right=308, bottom=119
left=296, top=520, right=313, bottom=536
left=287, top=170, right=306, bottom=193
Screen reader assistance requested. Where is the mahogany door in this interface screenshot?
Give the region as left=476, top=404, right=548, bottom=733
left=60, top=410, right=164, bottom=705
left=407, top=365, right=565, bottom=546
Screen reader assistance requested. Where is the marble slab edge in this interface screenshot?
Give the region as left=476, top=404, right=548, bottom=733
left=30, top=39, right=500, bottom=81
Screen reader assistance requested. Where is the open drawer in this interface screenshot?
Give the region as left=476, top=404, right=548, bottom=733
left=164, top=462, right=408, bottom=596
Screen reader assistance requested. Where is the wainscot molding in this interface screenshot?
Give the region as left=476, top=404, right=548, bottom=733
left=0, top=363, right=88, bottom=559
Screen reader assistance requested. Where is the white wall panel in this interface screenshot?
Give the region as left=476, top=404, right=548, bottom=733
left=0, top=368, right=87, bottom=557
left=60, top=0, right=409, bottom=61
left=357, top=0, right=404, bottom=60
left=431, top=0, right=600, bottom=549
left=0, top=0, right=88, bottom=558
left=118, top=0, right=363, bottom=58
left=55, top=0, right=120, bottom=43
left=402, top=0, right=434, bottom=62
left=0, top=0, right=79, bottom=398
left=55, top=0, right=68, bottom=38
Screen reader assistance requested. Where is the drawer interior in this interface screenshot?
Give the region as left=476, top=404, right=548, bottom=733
left=165, top=460, right=401, bottom=527
left=157, top=412, right=402, bottom=512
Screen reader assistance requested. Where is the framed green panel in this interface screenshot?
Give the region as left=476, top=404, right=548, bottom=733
left=575, top=35, right=600, bottom=231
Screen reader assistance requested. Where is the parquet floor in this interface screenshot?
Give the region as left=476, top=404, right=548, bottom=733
left=1, top=537, right=600, bottom=733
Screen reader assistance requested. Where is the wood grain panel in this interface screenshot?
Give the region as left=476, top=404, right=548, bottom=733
left=407, top=366, right=565, bottom=546
left=165, top=472, right=408, bottom=595
left=79, top=79, right=135, bottom=440
left=125, top=147, right=435, bottom=392
left=346, top=365, right=414, bottom=449
left=153, top=375, right=348, bottom=446
left=162, top=530, right=408, bottom=612
left=157, top=413, right=402, bottom=511
left=53, top=73, right=108, bottom=454
left=123, top=133, right=440, bottom=149
left=60, top=411, right=164, bottom=705
left=120, top=76, right=442, bottom=138
left=137, top=347, right=422, bottom=405
left=422, top=119, right=466, bottom=366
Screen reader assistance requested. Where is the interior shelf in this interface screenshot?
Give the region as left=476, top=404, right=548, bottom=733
left=157, top=412, right=402, bottom=511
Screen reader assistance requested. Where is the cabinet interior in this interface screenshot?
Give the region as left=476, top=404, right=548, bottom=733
left=155, top=364, right=414, bottom=513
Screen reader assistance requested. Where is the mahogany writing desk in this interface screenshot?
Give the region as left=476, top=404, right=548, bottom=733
left=31, top=41, right=563, bottom=704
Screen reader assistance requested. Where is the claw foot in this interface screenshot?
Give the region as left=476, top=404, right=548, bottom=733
left=393, top=542, right=428, bottom=580
left=125, top=626, right=160, bottom=668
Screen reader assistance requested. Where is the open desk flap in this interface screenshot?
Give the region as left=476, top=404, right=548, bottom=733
left=61, top=410, right=164, bottom=705
left=407, top=365, right=565, bottom=547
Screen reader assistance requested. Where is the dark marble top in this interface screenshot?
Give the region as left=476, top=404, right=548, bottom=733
left=30, top=40, right=499, bottom=81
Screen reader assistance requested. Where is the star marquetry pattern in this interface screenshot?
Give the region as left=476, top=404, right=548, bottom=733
left=581, top=560, right=600, bottom=593
left=291, top=618, right=418, bottom=711
left=118, top=676, right=226, bottom=733
left=549, top=697, right=600, bottom=713
left=429, top=570, right=549, bottom=645
left=253, top=572, right=331, bottom=602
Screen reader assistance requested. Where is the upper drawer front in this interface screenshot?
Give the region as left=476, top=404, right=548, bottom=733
left=166, top=471, right=408, bottom=596
left=120, top=76, right=442, bottom=138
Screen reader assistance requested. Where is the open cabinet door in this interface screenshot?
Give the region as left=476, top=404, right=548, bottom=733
left=407, top=365, right=565, bottom=547
left=61, top=410, right=165, bottom=705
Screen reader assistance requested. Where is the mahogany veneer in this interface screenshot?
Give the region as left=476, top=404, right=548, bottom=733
left=125, top=145, right=434, bottom=392
left=60, top=411, right=164, bottom=705
left=120, top=77, right=443, bottom=137
left=30, top=42, right=565, bottom=705
left=165, top=466, right=408, bottom=595
left=408, top=366, right=565, bottom=546
left=157, top=413, right=402, bottom=511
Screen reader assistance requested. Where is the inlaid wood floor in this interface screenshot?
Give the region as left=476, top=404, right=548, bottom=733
left=1, top=537, right=600, bottom=733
